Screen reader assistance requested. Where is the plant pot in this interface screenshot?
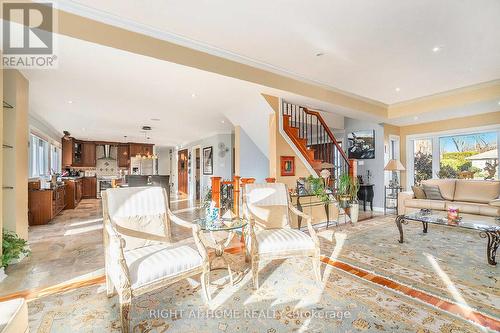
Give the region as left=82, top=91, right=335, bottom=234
left=350, top=202, right=359, bottom=224
left=339, top=195, right=351, bottom=209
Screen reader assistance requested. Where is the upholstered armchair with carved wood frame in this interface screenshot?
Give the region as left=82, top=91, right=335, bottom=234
left=102, top=187, right=210, bottom=333
left=243, top=183, right=321, bottom=289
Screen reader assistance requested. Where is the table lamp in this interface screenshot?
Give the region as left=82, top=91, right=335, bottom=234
left=384, top=159, right=405, bottom=187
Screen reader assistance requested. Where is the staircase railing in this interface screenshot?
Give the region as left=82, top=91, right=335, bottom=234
left=282, top=101, right=350, bottom=188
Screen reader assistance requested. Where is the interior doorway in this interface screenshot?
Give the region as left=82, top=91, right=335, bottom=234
left=195, top=147, right=201, bottom=200
left=178, top=149, right=188, bottom=195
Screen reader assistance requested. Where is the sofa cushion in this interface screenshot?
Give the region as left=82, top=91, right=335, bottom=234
left=446, top=201, right=500, bottom=217
left=423, top=184, right=444, bottom=200
left=412, top=186, right=426, bottom=199
left=0, top=298, right=28, bottom=333
left=124, top=244, right=202, bottom=289
left=255, top=229, right=315, bottom=254
left=454, top=180, right=500, bottom=204
left=421, top=179, right=456, bottom=200
left=403, top=199, right=446, bottom=211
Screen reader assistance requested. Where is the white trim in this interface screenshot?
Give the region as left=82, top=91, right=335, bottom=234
left=278, top=99, right=317, bottom=177
left=190, top=145, right=202, bottom=200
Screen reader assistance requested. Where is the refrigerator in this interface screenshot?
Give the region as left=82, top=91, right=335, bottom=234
left=130, top=157, right=156, bottom=175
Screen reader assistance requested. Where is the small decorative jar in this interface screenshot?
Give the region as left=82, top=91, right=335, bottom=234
left=447, top=206, right=459, bottom=224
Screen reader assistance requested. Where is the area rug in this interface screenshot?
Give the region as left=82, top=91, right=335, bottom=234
left=317, top=216, right=500, bottom=320
left=27, top=253, right=485, bottom=332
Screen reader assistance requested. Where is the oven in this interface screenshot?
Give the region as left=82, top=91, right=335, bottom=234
left=97, top=179, right=113, bottom=199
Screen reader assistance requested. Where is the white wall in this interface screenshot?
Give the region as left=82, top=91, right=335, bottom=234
left=343, top=118, right=386, bottom=210
left=238, top=127, right=269, bottom=182
left=176, top=133, right=233, bottom=199
left=156, top=146, right=173, bottom=175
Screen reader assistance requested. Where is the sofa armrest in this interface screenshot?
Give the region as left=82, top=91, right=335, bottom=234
left=489, top=198, right=500, bottom=207
left=398, top=191, right=415, bottom=215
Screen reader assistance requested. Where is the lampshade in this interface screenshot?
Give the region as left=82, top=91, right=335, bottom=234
left=384, top=159, right=405, bottom=171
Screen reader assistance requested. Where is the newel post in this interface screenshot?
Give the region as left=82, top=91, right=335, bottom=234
left=233, top=176, right=241, bottom=218
left=211, top=177, right=222, bottom=209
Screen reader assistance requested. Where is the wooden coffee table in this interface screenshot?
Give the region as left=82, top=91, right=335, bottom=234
left=396, top=211, right=500, bottom=265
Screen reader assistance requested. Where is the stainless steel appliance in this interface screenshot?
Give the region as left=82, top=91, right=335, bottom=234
left=97, top=176, right=119, bottom=198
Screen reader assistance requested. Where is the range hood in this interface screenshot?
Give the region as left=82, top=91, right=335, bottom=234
left=98, top=144, right=116, bottom=160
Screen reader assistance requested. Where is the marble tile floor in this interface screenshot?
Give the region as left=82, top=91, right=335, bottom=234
left=0, top=196, right=385, bottom=299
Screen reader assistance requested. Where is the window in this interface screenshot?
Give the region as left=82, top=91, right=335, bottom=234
left=439, top=132, right=498, bottom=180
left=413, top=139, right=433, bottom=185
left=50, top=144, right=62, bottom=174
left=29, top=134, right=50, bottom=178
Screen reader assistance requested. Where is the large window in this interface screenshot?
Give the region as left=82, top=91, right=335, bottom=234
left=408, top=129, right=499, bottom=187
left=439, top=132, right=498, bottom=180
left=29, top=134, right=50, bottom=178
left=50, top=144, right=62, bottom=174
left=413, top=139, right=433, bottom=185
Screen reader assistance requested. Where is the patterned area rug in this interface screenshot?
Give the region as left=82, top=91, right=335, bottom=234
left=317, top=216, right=500, bottom=320
left=28, top=253, right=486, bottom=332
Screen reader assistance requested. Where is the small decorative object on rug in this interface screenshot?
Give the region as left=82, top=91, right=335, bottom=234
left=280, top=156, right=295, bottom=176
left=447, top=206, right=460, bottom=224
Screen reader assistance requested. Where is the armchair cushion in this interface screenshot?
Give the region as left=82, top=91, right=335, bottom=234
left=255, top=229, right=315, bottom=254
left=124, top=244, right=203, bottom=289
left=0, top=298, right=28, bottom=333
left=105, top=187, right=170, bottom=251
left=245, top=183, right=291, bottom=229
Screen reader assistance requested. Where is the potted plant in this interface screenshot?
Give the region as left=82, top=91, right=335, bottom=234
left=349, top=176, right=361, bottom=223
left=337, top=173, right=351, bottom=209
left=2, top=230, right=30, bottom=269
left=307, top=176, right=330, bottom=204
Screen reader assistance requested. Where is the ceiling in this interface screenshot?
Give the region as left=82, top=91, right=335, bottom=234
left=22, top=35, right=267, bottom=146
left=57, top=0, right=500, bottom=104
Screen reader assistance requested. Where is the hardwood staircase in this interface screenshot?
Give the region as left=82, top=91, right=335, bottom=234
left=282, top=101, right=352, bottom=187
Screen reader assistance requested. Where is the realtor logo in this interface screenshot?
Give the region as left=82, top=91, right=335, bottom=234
left=2, top=1, right=57, bottom=68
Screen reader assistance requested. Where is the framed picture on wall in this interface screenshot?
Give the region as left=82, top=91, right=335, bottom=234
left=280, top=156, right=295, bottom=176
left=203, top=146, right=213, bottom=175
left=347, top=130, right=375, bottom=159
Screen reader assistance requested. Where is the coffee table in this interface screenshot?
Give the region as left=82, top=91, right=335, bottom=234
left=196, top=217, right=247, bottom=287
left=396, top=211, right=500, bottom=265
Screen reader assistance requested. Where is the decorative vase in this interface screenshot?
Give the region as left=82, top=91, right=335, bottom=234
left=339, top=195, right=351, bottom=209
left=350, top=202, right=359, bottom=224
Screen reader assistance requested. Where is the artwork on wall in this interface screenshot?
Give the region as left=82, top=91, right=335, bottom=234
left=203, top=146, right=213, bottom=175
left=347, top=130, right=375, bottom=159
left=280, top=156, right=295, bottom=176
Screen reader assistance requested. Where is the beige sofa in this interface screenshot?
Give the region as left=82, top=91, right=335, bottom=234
left=398, top=179, right=500, bottom=223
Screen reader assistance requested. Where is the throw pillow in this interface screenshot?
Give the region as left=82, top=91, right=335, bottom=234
left=412, top=186, right=426, bottom=199
left=423, top=184, right=443, bottom=200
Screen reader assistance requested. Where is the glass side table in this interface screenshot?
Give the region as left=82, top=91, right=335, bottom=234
left=195, top=217, right=247, bottom=288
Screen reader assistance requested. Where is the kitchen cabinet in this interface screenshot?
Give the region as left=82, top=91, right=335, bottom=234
left=82, top=176, right=97, bottom=198
left=28, top=184, right=66, bottom=225
left=61, top=139, right=96, bottom=167
left=129, top=143, right=154, bottom=157
left=64, top=178, right=83, bottom=209
left=82, top=142, right=96, bottom=166
left=117, top=144, right=130, bottom=168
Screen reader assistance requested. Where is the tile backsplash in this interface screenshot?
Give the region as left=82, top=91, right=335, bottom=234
left=95, top=159, right=119, bottom=177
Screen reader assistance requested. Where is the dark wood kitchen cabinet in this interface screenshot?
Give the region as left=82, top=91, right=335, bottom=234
left=28, top=184, right=66, bottom=225
left=81, top=142, right=96, bottom=166
left=62, top=139, right=96, bottom=167
left=82, top=176, right=97, bottom=198
left=64, top=178, right=83, bottom=209
left=117, top=144, right=130, bottom=167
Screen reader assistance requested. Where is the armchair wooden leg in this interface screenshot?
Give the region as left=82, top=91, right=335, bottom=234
left=200, top=269, right=211, bottom=302
left=119, top=293, right=131, bottom=333
left=312, top=255, right=321, bottom=282
left=251, top=258, right=259, bottom=289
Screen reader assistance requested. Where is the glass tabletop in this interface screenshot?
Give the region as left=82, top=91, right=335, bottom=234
left=404, top=210, right=500, bottom=232
left=196, top=217, right=248, bottom=231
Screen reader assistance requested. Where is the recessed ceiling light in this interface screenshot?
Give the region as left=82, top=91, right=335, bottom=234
left=151, top=118, right=161, bottom=121
left=497, top=101, right=500, bottom=105
left=67, top=100, right=73, bottom=104
left=395, top=87, right=401, bottom=92
left=413, top=116, right=419, bottom=120
left=191, top=93, right=197, bottom=98
left=432, top=46, right=442, bottom=53
left=221, top=120, right=225, bottom=124
left=315, top=52, right=324, bottom=57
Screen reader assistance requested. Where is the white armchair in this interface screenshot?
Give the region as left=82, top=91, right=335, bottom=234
left=102, top=187, right=210, bottom=333
left=243, top=183, right=321, bottom=289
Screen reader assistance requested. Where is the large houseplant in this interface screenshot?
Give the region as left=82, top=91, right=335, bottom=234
left=348, top=176, right=361, bottom=223
left=307, top=176, right=330, bottom=203
left=337, top=173, right=351, bottom=208
left=2, top=230, right=30, bottom=268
